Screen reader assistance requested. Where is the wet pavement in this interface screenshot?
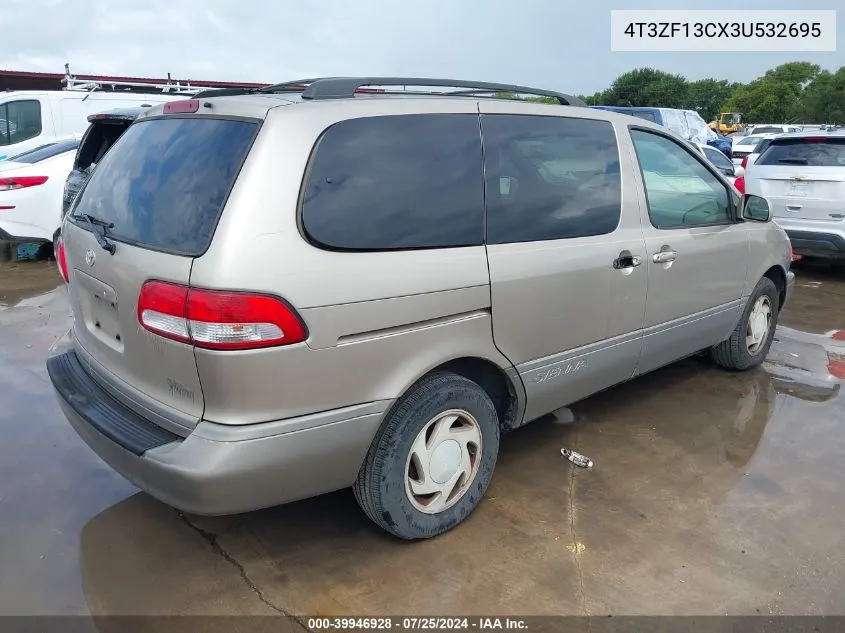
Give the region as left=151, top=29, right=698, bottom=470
left=1, top=258, right=845, bottom=620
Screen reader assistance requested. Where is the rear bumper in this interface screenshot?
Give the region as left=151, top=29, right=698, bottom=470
left=783, top=229, right=845, bottom=258
left=47, top=350, right=389, bottom=515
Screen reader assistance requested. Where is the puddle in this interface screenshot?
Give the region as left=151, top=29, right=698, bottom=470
left=0, top=259, right=844, bottom=616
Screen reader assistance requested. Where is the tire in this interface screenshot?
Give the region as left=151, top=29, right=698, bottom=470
left=711, top=277, right=779, bottom=371
left=353, top=371, right=500, bottom=540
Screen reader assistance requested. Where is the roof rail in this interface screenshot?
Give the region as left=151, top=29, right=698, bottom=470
left=193, top=79, right=317, bottom=99
left=294, top=77, right=586, bottom=106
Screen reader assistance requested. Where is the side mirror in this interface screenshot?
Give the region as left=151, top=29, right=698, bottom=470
left=742, top=194, right=771, bottom=222
left=721, top=164, right=736, bottom=178
left=733, top=165, right=745, bottom=178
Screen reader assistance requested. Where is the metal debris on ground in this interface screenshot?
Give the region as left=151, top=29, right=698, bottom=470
left=561, top=448, right=593, bottom=469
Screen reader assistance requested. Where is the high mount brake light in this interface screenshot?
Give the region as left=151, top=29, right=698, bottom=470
left=163, top=100, right=200, bottom=114
left=137, top=280, right=307, bottom=350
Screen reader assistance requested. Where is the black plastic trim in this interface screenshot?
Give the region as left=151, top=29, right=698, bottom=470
left=785, top=230, right=845, bottom=254
left=299, top=77, right=586, bottom=106
left=46, top=350, right=180, bottom=456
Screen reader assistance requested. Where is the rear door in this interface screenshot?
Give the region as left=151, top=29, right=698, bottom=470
left=627, top=127, right=749, bottom=375
left=746, top=136, right=845, bottom=222
left=479, top=105, right=647, bottom=422
left=62, top=112, right=260, bottom=431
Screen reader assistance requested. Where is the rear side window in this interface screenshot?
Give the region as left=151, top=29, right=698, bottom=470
left=0, top=100, right=42, bottom=146
left=757, top=138, right=845, bottom=167
left=7, top=138, right=79, bottom=163
left=301, top=114, right=484, bottom=251
left=72, top=117, right=257, bottom=255
left=481, top=114, right=621, bottom=244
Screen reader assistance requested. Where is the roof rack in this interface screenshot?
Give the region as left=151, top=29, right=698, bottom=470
left=62, top=64, right=201, bottom=95
left=296, top=77, right=586, bottom=106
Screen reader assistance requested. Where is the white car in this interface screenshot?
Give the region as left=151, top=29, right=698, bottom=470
left=0, top=138, right=78, bottom=245
left=746, top=124, right=802, bottom=136
left=731, top=133, right=782, bottom=165
left=696, top=143, right=743, bottom=186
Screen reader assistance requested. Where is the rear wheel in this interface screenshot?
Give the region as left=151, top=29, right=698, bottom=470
left=711, top=277, right=779, bottom=371
left=353, top=372, right=499, bottom=540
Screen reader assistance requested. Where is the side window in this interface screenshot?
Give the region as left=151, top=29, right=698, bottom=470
left=631, top=129, right=732, bottom=229
left=0, top=100, right=42, bottom=146
left=703, top=146, right=733, bottom=172
left=481, top=114, right=621, bottom=244
left=301, top=114, right=484, bottom=250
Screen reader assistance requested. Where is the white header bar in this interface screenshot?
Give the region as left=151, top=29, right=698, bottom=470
left=611, top=10, right=837, bottom=52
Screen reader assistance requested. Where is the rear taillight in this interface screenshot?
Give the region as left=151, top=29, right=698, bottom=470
left=55, top=236, right=69, bottom=283
left=137, top=280, right=306, bottom=350
left=740, top=156, right=749, bottom=170
left=0, top=176, right=49, bottom=191
left=735, top=176, right=745, bottom=194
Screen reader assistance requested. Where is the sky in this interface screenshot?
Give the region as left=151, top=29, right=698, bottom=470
left=1, top=0, right=843, bottom=96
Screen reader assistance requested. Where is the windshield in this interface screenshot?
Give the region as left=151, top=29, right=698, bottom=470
left=5, top=139, right=79, bottom=163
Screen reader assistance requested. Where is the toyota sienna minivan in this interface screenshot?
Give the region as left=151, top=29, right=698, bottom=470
left=47, top=77, right=795, bottom=540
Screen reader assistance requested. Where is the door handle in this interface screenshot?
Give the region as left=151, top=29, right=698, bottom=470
left=652, top=250, right=678, bottom=264
left=613, top=254, right=642, bottom=269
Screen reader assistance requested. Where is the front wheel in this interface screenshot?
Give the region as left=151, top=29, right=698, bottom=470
left=353, top=372, right=500, bottom=540
left=711, top=277, right=779, bottom=371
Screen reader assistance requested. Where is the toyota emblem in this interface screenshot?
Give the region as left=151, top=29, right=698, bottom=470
left=85, top=249, right=96, bottom=267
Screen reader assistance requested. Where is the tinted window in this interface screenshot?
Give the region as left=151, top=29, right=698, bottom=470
left=757, top=138, right=845, bottom=167
left=629, top=111, right=657, bottom=123
left=631, top=130, right=732, bottom=229
left=72, top=117, right=257, bottom=255
left=482, top=115, right=620, bottom=244
left=703, top=146, right=733, bottom=171
left=0, top=100, right=42, bottom=146
left=302, top=114, right=484, bottom=250
left=7, top=139, right=79, bottom=163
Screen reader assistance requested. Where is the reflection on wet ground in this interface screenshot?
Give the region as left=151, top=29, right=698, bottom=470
left=1, top=260, right=844, bottom=619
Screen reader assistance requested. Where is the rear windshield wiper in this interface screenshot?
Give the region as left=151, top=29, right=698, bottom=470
left=79, top=213, right=117, bottom=255
left=777, top=158, right=808, bottom=164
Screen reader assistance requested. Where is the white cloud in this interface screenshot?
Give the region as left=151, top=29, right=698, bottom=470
left=1, top=0, right=843, bottom=94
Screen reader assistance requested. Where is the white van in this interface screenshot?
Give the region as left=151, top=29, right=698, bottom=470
left=0, top=91, right=185, bottom=160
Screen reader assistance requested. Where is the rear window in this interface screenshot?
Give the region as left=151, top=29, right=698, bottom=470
left=7, top=139, right=79, bottom=163
left=71, top=117, right=257, bottom=255
left=757, top=138, right=845, bottom=167
left=301, top=114, right=484, bottom=251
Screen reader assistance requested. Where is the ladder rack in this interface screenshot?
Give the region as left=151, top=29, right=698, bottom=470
left=62, top=64, right=209, bottom=96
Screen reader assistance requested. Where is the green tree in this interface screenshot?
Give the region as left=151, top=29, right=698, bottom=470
left=603, top=68, right=688, bottom=108
left=800, top=68, right=845, bottom=123
left=762, top=62, right=821, bottom=88
left=684, top=78, right=741, bottom=123
left=727, top=79, right=801, bottom=123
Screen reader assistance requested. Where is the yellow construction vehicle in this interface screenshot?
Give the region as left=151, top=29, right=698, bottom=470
left=708, top=112, right=745, bottom=135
